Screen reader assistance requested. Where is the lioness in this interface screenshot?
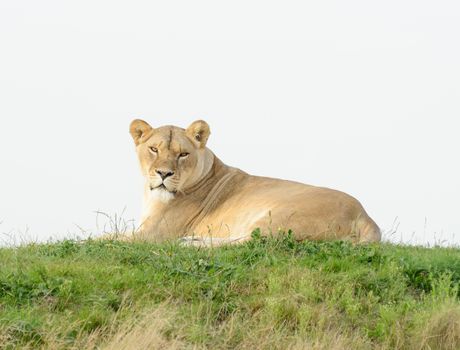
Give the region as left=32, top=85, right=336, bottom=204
left=129, top=119, right=380, bottom=245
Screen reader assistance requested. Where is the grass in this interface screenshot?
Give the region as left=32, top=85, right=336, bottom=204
left=0, top=231, right=460, bottom=349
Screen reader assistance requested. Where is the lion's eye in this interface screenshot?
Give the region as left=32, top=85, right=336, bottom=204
left=179, top=152, right=189, bottom=158
left=149, top=147, right=158, bottom=154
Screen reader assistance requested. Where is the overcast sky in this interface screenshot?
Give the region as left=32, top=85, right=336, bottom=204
left=1, top=1, right=459, bottom=246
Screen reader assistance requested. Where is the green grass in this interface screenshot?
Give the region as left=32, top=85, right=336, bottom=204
left=1, top=232, right=460, bottom=349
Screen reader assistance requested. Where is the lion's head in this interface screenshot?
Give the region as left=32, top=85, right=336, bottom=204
left=129, top=119, right=213, bottom=200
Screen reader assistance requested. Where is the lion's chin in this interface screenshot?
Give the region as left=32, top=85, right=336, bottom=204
left=149, top=187, right=175, bottom=204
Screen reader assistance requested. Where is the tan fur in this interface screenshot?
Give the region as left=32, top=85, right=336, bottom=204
left=129, top=119, right=381, bottom=244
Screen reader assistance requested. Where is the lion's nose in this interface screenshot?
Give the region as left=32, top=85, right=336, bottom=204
left=156, top=169, right=175, bottom=180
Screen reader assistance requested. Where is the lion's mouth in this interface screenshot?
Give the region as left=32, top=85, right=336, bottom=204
left=150, top=184, right=176, bottom=194
left=150, top=184, right=166, bottom=191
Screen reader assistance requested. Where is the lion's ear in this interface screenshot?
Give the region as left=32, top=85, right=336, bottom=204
left=130, top=119, right=154, bottom=146
left=186, top=120, right=211, bottom=148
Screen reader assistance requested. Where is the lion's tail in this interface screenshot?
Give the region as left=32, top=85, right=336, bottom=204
left=180, top=235, right=251, bottom=247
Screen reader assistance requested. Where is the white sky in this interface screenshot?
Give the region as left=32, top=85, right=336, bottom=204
left=1, top=1, right=459, bottom=245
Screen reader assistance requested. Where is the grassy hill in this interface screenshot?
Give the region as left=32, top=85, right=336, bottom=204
left=1, top=233, right=460, bottom=349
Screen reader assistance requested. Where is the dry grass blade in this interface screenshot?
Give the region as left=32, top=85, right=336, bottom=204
left=100, top=306, right=184, bottom=350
